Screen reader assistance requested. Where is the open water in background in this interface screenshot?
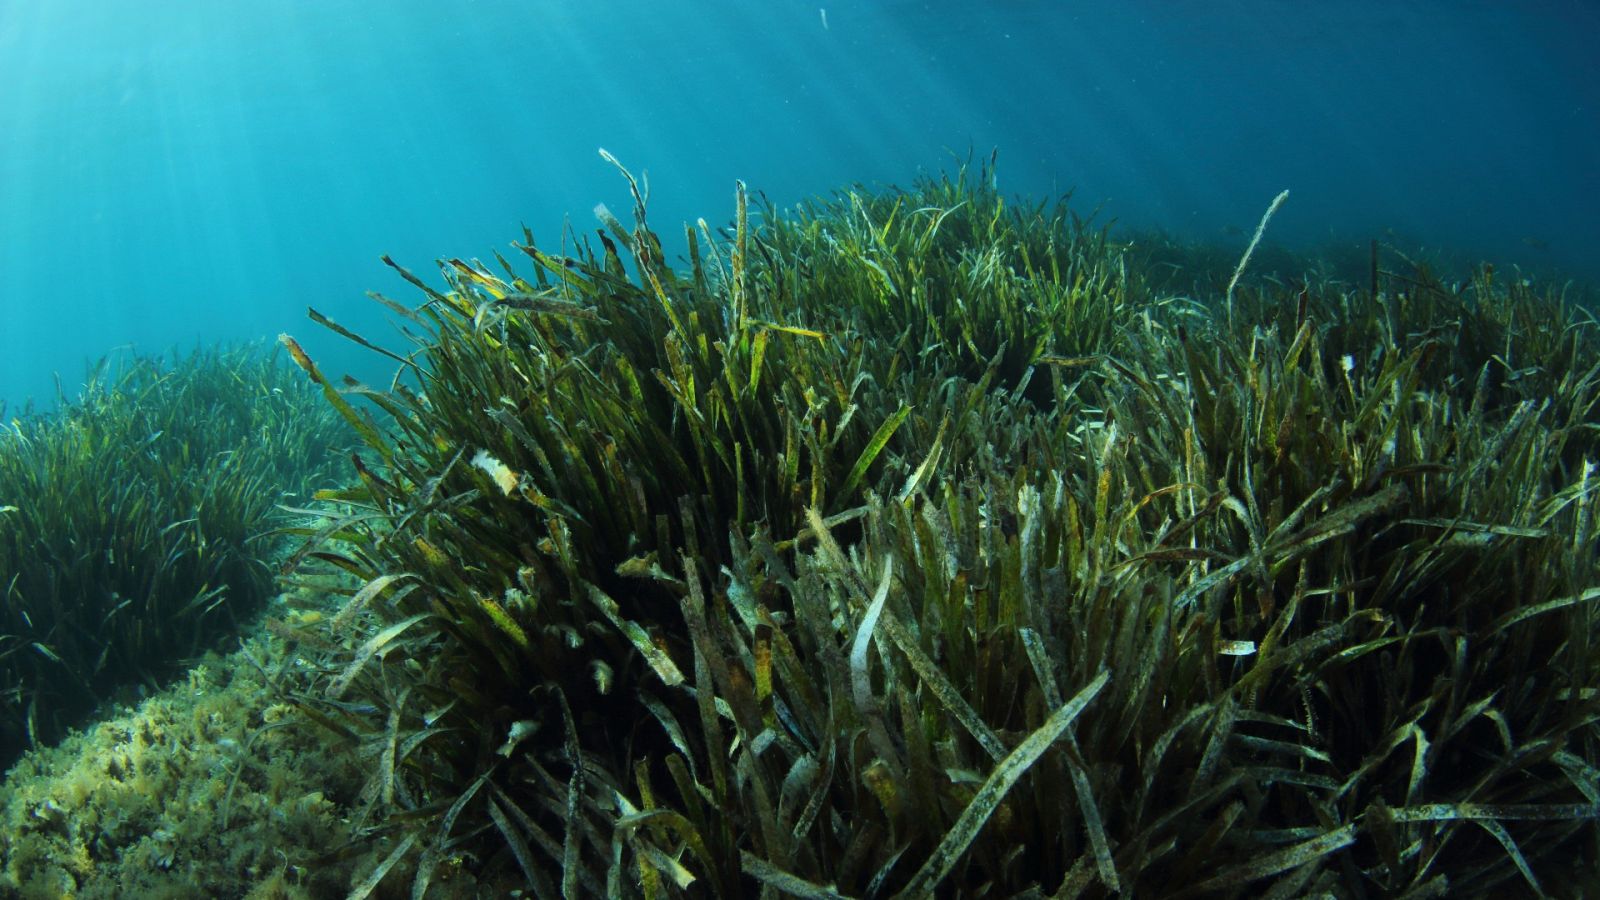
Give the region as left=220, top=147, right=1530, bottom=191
left=2, top=0, right=1597, bottom=409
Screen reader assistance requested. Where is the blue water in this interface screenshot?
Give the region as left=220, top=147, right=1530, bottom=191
left=3, top=0, right=1597, bottom=409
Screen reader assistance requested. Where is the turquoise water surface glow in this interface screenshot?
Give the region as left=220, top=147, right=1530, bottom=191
left=2, top=0, right=1597, bottom=408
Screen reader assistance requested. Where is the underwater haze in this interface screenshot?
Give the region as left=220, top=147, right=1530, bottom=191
left=2, top=0, right=1597, bottom=410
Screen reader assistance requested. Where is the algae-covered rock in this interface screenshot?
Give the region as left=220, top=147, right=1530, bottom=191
left=0, top=613, right=368, bottom=899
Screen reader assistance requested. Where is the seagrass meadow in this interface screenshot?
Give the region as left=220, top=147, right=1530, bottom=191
left=0, top=346, right=351, bottom=771
left=257, top=155, right=1600, bottom=897
left=5, top=156, right=1599, bottom=898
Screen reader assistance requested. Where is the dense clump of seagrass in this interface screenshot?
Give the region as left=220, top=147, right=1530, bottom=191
left=0, top=345, right=351, bottom=770
left=285, top=155, right=1600, bottom=897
